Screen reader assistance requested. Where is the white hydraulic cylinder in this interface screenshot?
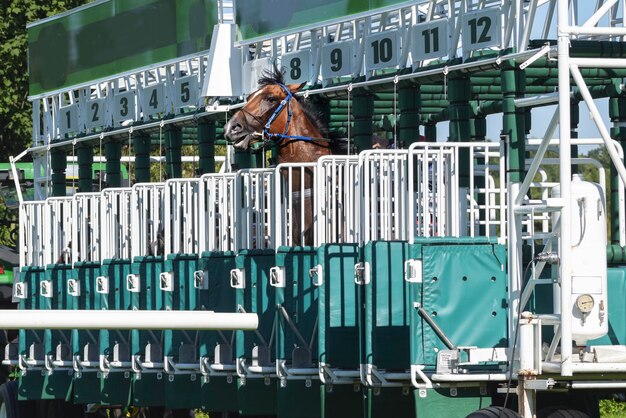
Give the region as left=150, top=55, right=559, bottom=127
left=0, top=310, right=258, bottom=331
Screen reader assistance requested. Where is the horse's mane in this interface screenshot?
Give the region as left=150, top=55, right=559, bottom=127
left=258, top=64, right=329, bottom=138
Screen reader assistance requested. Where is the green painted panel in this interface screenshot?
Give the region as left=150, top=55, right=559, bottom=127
left=275, top=246, right=318, bottom=363
left=277, top=380, right=321, bottom=418
left=165, top=375, right=201, bottom=409
left=17, top=267, right=45, bottom=362
left=363, top=241, right=411, bottom=370
left=236, top=0, right=412, bottom=40
left=100, top=373, right=131, bottom=406
left=73, top=373, right=101, bottom=404
left=200, top=376, right=238, bottom=413
left=321, top=383, right=364, bottom=418
left=414, top=387, right=491, bottom=418
left=317, top=244, right=361, bottom=369
left=588, top=267, right=626, bottom=346
left=237, top=379, right=277, bottom=415
left=366, top=387, right=413, bottom=418
left=130, top=256, right=165, bottom=407
left=418, top=242, right=508, bottom=366
left=18, top=372, right=72, bottom=401
left=163, top=254, right=199, bottom=360
left=197, top=251, right=237, bottom=361
left=45, top=265, right=73, bottom=366
left=28, top=0, right=217, bottom=96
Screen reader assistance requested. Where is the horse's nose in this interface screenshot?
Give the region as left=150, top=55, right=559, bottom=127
left=224, top=118, right=243, bottom=139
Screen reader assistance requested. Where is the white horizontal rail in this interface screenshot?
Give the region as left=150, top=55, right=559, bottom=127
left=0, top=310, right=258, bottom=330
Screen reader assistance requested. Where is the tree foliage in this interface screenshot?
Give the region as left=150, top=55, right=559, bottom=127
left=0, top=0, right=91, bottom=157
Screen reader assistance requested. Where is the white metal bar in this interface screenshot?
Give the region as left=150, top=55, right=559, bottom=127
left=0, top=310, right=258, bottom=330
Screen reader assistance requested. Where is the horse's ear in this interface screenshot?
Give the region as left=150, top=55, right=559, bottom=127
left=287, top=82, right=306, bottom=94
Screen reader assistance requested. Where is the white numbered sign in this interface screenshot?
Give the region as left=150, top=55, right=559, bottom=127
left=175, top=75, right=198, bottom=109
left=59, top=104, right=78, bottom=137
left=462, top=8, right=501, bottom=53
left=321, top=41, right=353, bottom=79
left=114, top=91, right=136, bottom=124
left=413, top=20, right=449, bottom=62
left=85, top=98, right=106, bottom=130
left=141, top=84, right=165, bottom=119
left=283, top=50, right=311, bottom=84
left=365, top=30, right=399, bottom=71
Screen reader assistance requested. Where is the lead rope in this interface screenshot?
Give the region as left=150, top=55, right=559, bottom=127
left=347, top=83, right=352, bottom=155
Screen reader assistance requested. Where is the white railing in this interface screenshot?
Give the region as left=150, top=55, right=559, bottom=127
left=101, top=188, right=133, bottom=260
left=408, top=142, right=506, bottom=242
left=199, top=173, right=237, bottom=253
left=164, top=179, right=201, bottom=256
left=315, top=155, right=359, bottom=245
left=275, top=163, right=317, bottom=247
left=72, top=193, right=102, bottom=263
left=131, top=183, right=165, bottom=258
left=236, top=169, right=275, bottom=250
left=20, top=201, right=46, bottom=267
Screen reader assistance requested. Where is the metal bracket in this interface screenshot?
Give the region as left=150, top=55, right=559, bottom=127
left=520, top=44, right=553, bottom=70
left=193, top=270, right=208, bottom=290
left=354, top=262, right=370, bottom=285
left=67, top=279, right=81, bottom=297
left=126, top=274, right=141, bottom=293
left=13, top=282, right=27, bottom=300
left=230, top=269, right=245, bottom=289
left=523, top=378, right=556, bottom=391
left=40, top=280, right=53, bottom=298
left=160, top=272, right=173, bottom=292
left=95, top=276, right=109, bottom=294
left=309, top=265, right=323, bottom=287
left=404, top=259, right=422, bottom=283
left=269, top=267, right=285, bottom=288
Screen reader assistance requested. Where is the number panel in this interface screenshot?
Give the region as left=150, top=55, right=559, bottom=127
left=412, top=20, right=449, bottom=62
left=175, top=75, right=198, bottom=109
left=365, top=30, right=399, bottom=71
left=462, top=8, right=501, bottom=53
left=321, top=41, right=353, bottom=79
left=59, top=104, right=78, bottom=137
left=283, top=50, right=311, bottom=84
left=114, top=92, right=136, bottom=124
left=141, top=84, right=165, bottom=119
left=85, top=98, right=106, bottom=130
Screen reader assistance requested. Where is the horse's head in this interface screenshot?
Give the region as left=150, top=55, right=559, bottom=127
left=225, top=65, right=305, bottom=150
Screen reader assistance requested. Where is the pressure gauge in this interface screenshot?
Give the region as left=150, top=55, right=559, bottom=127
left=576, top=294, right=595, bottom=313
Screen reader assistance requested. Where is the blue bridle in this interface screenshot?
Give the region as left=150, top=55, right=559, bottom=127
left=259, top=84, right=324, bottom=146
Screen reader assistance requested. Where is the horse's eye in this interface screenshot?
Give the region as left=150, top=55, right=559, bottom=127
left=266, top=95, right=277, bottom=103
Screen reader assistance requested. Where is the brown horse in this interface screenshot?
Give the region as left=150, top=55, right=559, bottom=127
left=224, top=65, right=335, bottom=245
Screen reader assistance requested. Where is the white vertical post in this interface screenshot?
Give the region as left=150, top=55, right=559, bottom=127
left=557, top=0, right=573, bottom=377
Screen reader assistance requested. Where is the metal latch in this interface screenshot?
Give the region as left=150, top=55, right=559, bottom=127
left=404, top=259, right=422, bottom=283
left=354, top=262, right=370, bottom=285
left=40, top=280, right=53, bottom=298
left=95, top=276, right=109, bottom=294
left=230, top=269, right=245, bottom=289
left=309, top=265, right=323, bottom=287
left=160, top=272, right=173, bottom=291
left=67, top=279, right=81, bottom=297
left=193, top=270, right=208, bottom=290
left=13, top=282, right=27, bottom=300
left=126, top=274, right=140, bottom=293
left=269, top=267, right=285, bottom=288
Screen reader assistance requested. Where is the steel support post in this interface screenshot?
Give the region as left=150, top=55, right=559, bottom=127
left=50, top=147, right=67, bottom=197
left=165, top=126, right=183, bottom=179
left=557, top=0, right=573, bottom=378
left=353, top=91, right=374, bottom=152
left=133, top=132, right=151, bottom=183
left=77, top=145, right=93, bottom=193
left=104, top=141, right=122, bottom=188
left=197, top=119, right=216, bottom=175
left=398, top=84, right=421, bottom=147
left=448, top=76, right=472, bottom=188
left=609, top=96, right=626, bottom=244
